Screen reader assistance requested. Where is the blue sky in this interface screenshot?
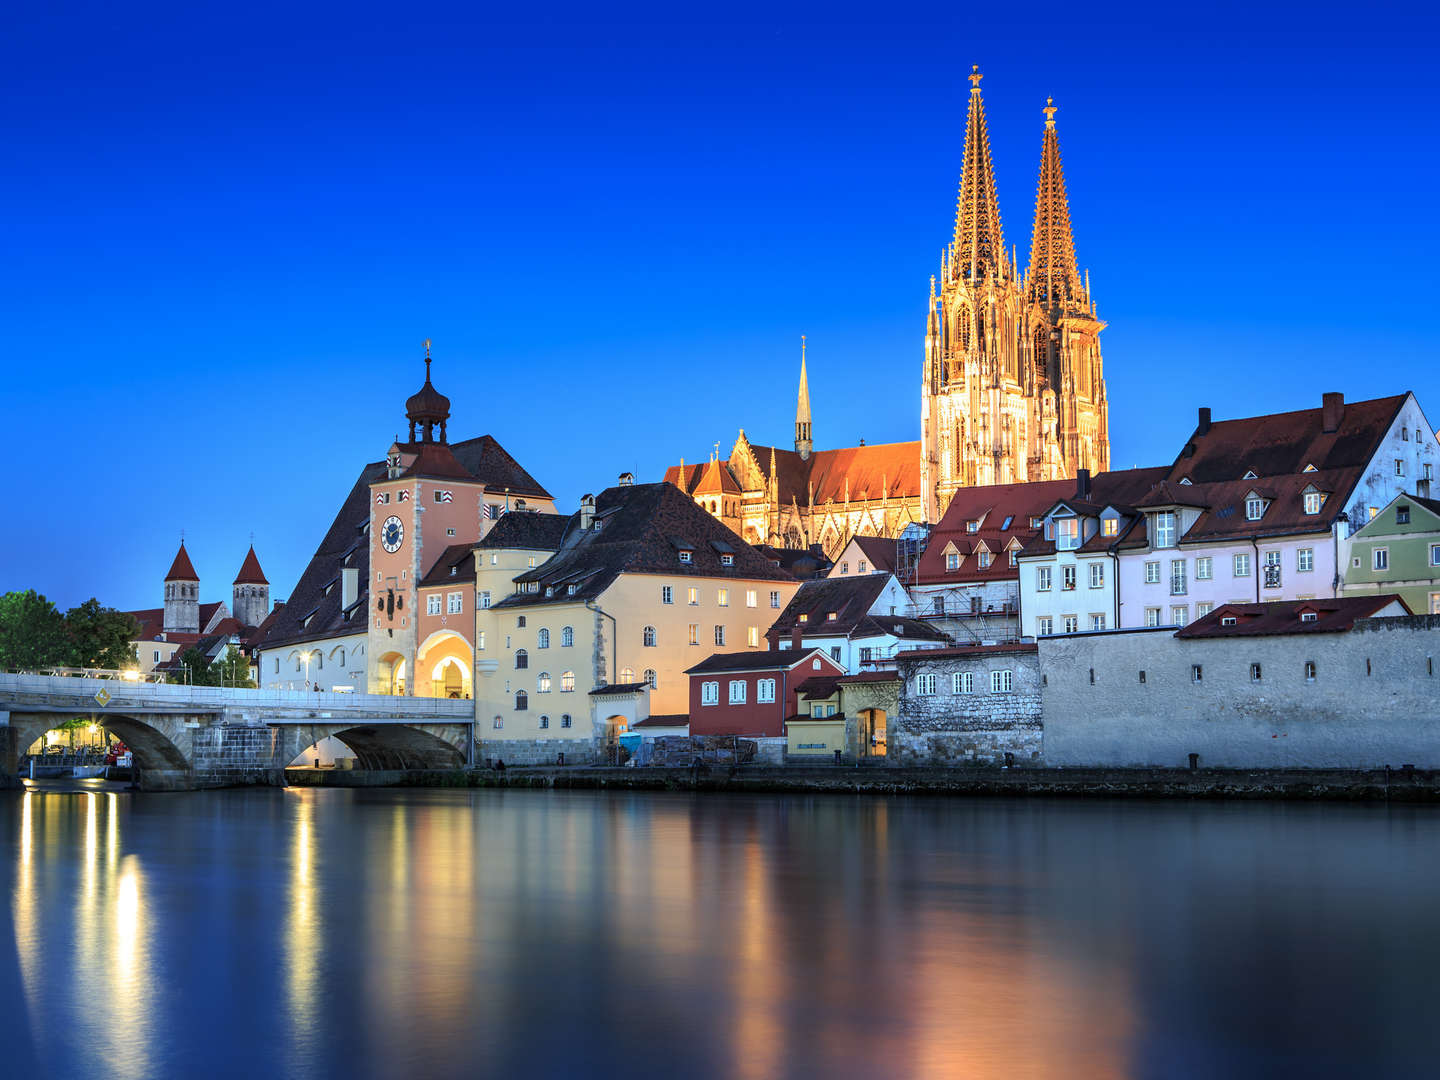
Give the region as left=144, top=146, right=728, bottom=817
left=4, top=1, right=1437, bottom=611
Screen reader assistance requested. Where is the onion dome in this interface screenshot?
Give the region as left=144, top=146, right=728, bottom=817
left=406, top=339, right=451, bottom=444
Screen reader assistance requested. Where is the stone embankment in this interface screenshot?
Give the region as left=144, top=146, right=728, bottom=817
left=283, top=765, right=1440, bottom=802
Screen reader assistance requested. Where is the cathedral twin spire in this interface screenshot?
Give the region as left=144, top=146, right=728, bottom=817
left=1026, top=97, right=1083, bottom=314
left=952, top=66, right=1008, bottom=284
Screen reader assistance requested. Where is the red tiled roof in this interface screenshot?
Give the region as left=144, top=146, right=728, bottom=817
left=668, top=440, right=921, bottom=507
left=685, top=648, right=833, bottom=676
left=165, top=542, right=198, bottom=582
left=1176, top=595, right=1410, bottom=638
left=397, top=441, right=473, bottom=481
left=632, top=714, right=689, bottom=728
left=694, top=458, right=741, bottom=495
left=233, top=545, right=268, bottom=585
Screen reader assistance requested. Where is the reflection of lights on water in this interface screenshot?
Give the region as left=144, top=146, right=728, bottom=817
left=286, top=793, right=320, bottom=1052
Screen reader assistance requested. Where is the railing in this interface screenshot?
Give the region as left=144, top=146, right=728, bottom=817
left=2, top=665, right=166, bottom=683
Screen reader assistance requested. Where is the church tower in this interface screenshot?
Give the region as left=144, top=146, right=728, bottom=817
left=795, top=335, right=813, bottom=460
left=232, top=545, right=270, bottom=629
left=163, top=541, right=200, bottom=634
left=920, top=69, right=1110, bottom=521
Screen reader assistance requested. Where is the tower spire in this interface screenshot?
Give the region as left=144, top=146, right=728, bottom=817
left=952, top=65, right=1005, bottom=283
left=795, top=335, right=813, bottom=460
left=1026, top=97, right=1082, bottom=313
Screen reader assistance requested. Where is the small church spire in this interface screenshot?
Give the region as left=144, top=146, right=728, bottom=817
left=795, top=335, right=813, bottom=460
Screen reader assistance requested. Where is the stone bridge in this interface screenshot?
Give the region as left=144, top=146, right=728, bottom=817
left=0, top=674, right=475, bottom=790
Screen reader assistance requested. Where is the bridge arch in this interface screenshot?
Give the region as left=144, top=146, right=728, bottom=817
left=278, top=722, right=467, bottom=771
left=7, top=711, right=193, bottom=789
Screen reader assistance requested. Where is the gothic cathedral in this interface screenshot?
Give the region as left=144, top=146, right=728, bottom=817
left=919, top=67, right=1110, bottom=521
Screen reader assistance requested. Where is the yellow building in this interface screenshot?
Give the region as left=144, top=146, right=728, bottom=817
left=474, top=479, right=801, bottom=763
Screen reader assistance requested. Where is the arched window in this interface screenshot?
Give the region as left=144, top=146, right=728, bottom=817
left=561, top=626, right=574, bottom=647
left=644, top=669, right=657, bottom=689
left=537, top=672, right=552, bottom=693
left=560, top=714, right=572, bottom=729
left=561, top=670, right=575, bottom=692
left=335, top=648, right=345, bottom=666
left=515, top=690, right=528, bottom=710
left=515, top=649, right=528, bottom=669
left=539, top=715, right=550, bottom=729
left=315, top=654, right=323, bottom=670
left=620, top=667, right=635, bottom=683
left=642, top=625, right=657, bottom=647
left=538, top=628, right=550, bottom=649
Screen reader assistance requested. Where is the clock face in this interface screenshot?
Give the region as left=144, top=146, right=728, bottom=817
left=381, top=515, right=405, bottom=553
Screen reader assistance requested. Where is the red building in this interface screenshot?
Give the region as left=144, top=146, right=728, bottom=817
left=685, top=648, right=845, bottom=737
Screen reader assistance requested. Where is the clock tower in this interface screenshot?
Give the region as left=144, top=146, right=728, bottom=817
left=367, top=345, right=487, bottom=695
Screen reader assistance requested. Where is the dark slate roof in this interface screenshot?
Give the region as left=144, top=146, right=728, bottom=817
left=477, top=511, right=573, bottom=552
left=895, top=642, right=1038, bottom=659
left=418, top=545, right=477, bottom=588
left=754, top=544, right=833, bottom=580
left=632, top=714, right=689, bottom=728
left=493, top=482, right=794, bottom=611
left=1175, top=596, right=1410, bottom=638
left=799, top=676, right=844, bottom=700
left=257, top=433, right=549, bottom=651
left=767, top=575, right=949, bottom=643
left=684, top=648, right=827, bottom=675
left=1169, top=393, right=1406, bottom=484
left=589, top=681, right=653, bottom=696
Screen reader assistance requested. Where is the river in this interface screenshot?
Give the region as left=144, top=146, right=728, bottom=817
left=3, top=783, right=1438, bottom=1078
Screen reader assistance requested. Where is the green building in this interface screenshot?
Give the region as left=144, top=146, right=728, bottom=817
left=1343, top=493, right=1440, bottom=615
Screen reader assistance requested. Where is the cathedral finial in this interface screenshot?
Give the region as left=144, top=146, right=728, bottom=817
left=423, top=338, right=432, bottom=379
left=1043, top=96, right=1057, bottom=129
left=968, top=65, right=983, bottom=92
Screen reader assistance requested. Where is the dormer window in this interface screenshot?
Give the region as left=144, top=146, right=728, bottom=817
left=1055, top=518, right=1079, bottom=551
left=826, top=612, right=837, bottom=621
left=978, top=551, right=993, bottom=569
left=1101, top=518, right=1119, bottom=537
left=720, top=554, right=734, bottom=566
left=1153, top=511, right=1176, bottom=549
left=1303, top=491, right=1323, bottom=515
left=798, top=613, right=808, bottom=623
left=1300, top=611, right=1318, bottom=623
left=1303, top=463, right=1317, bottom=473
left=1179, top=477, right=1192, bottom=485
left=567, top=584, right=577, bottom=595
left=967, top=521, right=980, bottom=533
left=1221, top=616, right=1237, bottom=626
left=1243, top=470, right=1258, bottom=480
left=945, top=551, right=960, bottom=571
left=679, top=551, right=692, bottom=564
left=1245, top=496, right=1265, bottom=521
left=1030, top=517, right=1043, bottom=529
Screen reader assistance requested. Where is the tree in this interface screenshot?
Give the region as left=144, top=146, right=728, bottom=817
left=0, top=590, right=71, bottom=670
left=65, top=598, right=140, bottom=670
left=170, top=646, right=217, bottom=686
left=212, top=645, right=255, bottom=688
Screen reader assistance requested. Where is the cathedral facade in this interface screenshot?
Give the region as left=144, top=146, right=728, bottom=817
left=920, top=68, right=1110, bottom=520
left=669, top=67, right=1111, bottom=548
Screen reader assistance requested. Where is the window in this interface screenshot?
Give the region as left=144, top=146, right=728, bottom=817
left=1090, top=614, right=1106, bottom=631
left=953, top=672, right=973, bottom=693
left=1368, top=506, right=1379, bottom=521
left=757, top=678, right=776, bottom=703
left=770, top=591, right=781, bottom=608
left=518, top=616, right=526, bottom=627
left=1153, top=511, right=1176, bottom=548
left=539, top=715, right=549, bottom=729
left=728, top=680, right=747, bottom=704
left=1196, top=602, right=1214, bottom=618
left=537, top=628, right=550, bottom=648
left=493, top=716, right=503, bottom=729
left=1373, top=548, right=1388, bottom=571
left=1192, top=665, right=1203, bottom=683
left=561, top=714, right=572, bottom=729
left=644, top=669, right=657, bottom=688
left=1171, top=605, right=1187, bottom=626
left=717, top=588, right=729, bottom=607
left=479, top=590, right=491, bottom=609
left=515, top=691, right=528, bottom=710
left=678, top=550, right=692, bottom=564
left=841, top=562, right=849, bottom=575
left=561, top=626, right=574, bottom=647
left=537, top=672, right=552, bottom=693
left=688, top=623, right=699, bottom=645
left=1245, top=496, right=1264, bottom=521
left=620, top=667, right=635, bottom=683
left=1145, top=561, right=1161, bottom=584
left=527, top=556, right=538, bottom=569
left=1427, top=464, right=1435, bottom=481
left=1221, top=616, right=1237, bottom=626
left=714, top=625, right=726, bottom=646
left=448, top=592, right=463, bottom=614
left=1063, top=565, right=1076, bottom=590
left=1063, top=615, right=1078, bottom=634
left=966, top=521, right=980, bottom=533
left=916, top=673, right=937, bottom=695
left=1196, top=556, right=1213, bottom=580
left=746, top=590, right=757, bottom=608
left=427, top=594, right=442, bottom=615
left=643, top=625, right=656, bottom=647
left=1250, top=663, right=1262, bottom=682
left=1403, top=428, right=1411, bottom=441
left=515, top=649, right=528, bottom=669
left=1430, top=544, right=1440, bottom=567
left=945, top=551, right=961, bottom=571
left=1056, top=518, right=1079, bottom=550
left=978, top=551, right=993, bottom=569
left=478, top=631, right=486, bottom=649
left=829, top=646, right=842, bottom=662
left=1145, top=607, right=1161, bottom=627
left=859, top=646, right=872, bottom=663
left=931, top=596, right=945, bottom=615
left=990, top=670, right=1013, bottom=693
left=798, top=613, right=808, bottom=623
left=1170, top=559, right=1187, bottom=596
left=1008, top=550, right=1018, bottom=567
left=1089, top=563, right=1104, bottom=588
left=1297, top=548, right=1314, bottom=573
left=720, top=554, right=734, bottom=567
left=662, top=586, right=673, bottom=605
left=1397, top=505, right=1411, bottom=525
left=687, top=587, right=699, bottom=606
left=561, top=670, right=575, bottom=692
left=1300, top=611, right=1317, bottom=623
left=858, top=561, right=867, bottom=573
left=1037, top=566, right=1053, bottom=591
left=1395, top=459, right=1405, bottom=477
left=1234, top=553, right=1251, bottom=577
left=1101, top=517, right=1119, bottom=537
left=747, top=626, right=759, bottom=648
left=701, top=681, right=719, bottom=705
left=1036, top=616, right=1053, bottom=636
left=1303, top=491, right=1322, bottom=515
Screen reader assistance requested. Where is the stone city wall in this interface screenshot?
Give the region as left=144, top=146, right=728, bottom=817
left=892, top=649, right=1042, bottom=766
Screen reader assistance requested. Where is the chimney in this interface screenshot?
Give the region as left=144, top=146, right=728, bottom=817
left=1075, top=468, right=1091, bottom=500
left=579, top=494, right=595, bottom=531
left=1197, top=407, right=1211, bottom=435
left=617, top=471, right=634, bottom=487
left=1322, top=391, right=1344, bottom=433
left=790, top=627, right=803, bottom=649
left=341, top=567, right=358, bottom=610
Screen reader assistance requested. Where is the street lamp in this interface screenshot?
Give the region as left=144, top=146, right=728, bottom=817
left=299, top=649, right=318, bottom=691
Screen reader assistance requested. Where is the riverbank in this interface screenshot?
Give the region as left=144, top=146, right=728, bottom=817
left=281, top=764, right=1440, bottom=802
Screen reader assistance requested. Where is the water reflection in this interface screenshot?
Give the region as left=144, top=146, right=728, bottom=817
left=4, top=789, right=1440, bottom=1077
